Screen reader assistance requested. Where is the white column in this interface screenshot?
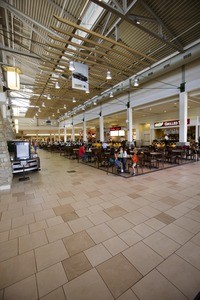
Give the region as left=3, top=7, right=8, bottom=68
left=64, top=126, right=67, bottom=143
left=179, top=91, right=188, bottom=142
left=1, top=104, right=7, bottom=119
left=99, top=113, right=104, bottom=142
left=71, top=124, right=75, bottom=142
left=83, top=119, right=87, bottom=142
left=58, top=127, right=61, bottom=142
left=127, top=106, right=132, bottom=142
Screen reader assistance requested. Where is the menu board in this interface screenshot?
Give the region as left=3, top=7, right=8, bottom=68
left=16, top=142, right=30, bottom=160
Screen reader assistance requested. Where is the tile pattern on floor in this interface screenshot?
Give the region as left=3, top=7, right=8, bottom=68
left=0, top=150, right=200, bottom=299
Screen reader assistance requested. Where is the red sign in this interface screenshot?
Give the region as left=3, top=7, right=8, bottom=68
left=110, top=126, right=121, bottom=131
left=154, top=119, right=190, bottom=128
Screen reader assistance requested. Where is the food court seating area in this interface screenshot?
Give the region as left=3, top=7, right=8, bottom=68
left=40, top=141, right=199, bottom=178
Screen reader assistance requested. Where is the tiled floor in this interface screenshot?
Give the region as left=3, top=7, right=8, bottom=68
left=0, top=150, right=200, bottom=300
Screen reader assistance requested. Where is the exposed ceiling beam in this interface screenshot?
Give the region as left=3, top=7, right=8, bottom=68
left=0, top=44, right=41, bottom=59
left=0, top=1, right=63, bottom=40
left=54, top=15, right=156, bottom=62
left=90, top=0, right=183, bottom=53
left=140, top=0, right=183, bottom=51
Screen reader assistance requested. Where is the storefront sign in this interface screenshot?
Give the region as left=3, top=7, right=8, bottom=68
left=154, top=119, right=190, bottom=128
left=110, top=126, right=121, bottom=131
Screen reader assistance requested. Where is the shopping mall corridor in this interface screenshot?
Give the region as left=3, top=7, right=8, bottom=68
left=0, top=149, right=200, bottom=300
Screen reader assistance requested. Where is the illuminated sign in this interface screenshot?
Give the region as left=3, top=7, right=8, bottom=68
left=154, top=119, right=190, bottom=128
left=110, top=126, right=121, bottom=131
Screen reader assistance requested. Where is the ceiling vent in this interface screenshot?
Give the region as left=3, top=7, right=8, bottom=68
left=183, top=53, right=192, bottom=59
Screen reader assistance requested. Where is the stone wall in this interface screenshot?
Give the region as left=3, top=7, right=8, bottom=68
left=0, top=110, right=13, bottom=190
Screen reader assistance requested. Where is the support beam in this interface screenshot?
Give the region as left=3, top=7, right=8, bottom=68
left=90, top=0, right=183, bottom=53
left=0, top=44, right=41, bottom=59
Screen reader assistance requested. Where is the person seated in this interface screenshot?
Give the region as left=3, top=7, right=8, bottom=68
left=78, top=144, right=86, bottom=161
left=114, top=149, right=123, bottom=172
left=130, top=149, right=139, bottom=176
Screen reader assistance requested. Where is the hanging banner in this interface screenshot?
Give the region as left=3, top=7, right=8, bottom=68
left=72, top=62, right=88, bottom=91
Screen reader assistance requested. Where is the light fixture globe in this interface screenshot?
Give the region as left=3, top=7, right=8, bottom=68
left=106, top=70, right=112, bottom=80
left=69, top=61, right=75, bottom=71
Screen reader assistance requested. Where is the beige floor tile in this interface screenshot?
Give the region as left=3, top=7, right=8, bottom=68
left=4, top=275, right=38, bottom=300
left=63, top=268, right=113, bottom=300
left=57, top=191, right=74, bottom=199
left=61, top=211, right=79, bottom=222
left=86, top=191, right=103, bottom=198
left=0, top=231, right=9, bottom=242
left=68, top=216, right=94, bottom=233
left=29, top=220, right=47, bottom=233
left=53, top=204, right=74, bottom=216
left=19, top=229, right=48, bottom=254
left=185, top=210, right=200, bottom=223
left=160, top=223, right=194, bottom=245
left=27, top=197, right=44, bottom=206
left=144, top=231, right=180, bottom=258
left=119, top=229, right=143, bottom=246
left=103, top=236, right=128, bottom=256
left=23, top=204, right=43, bottom=215
left=8, top=200, right=27, bottom=210
left=63, top=230, right=95, bottom=256
left=76, top=208, right=92, bottom=217
left=88, top=204, right=103, bottom=213
left=1, top=208, right=23, bottom=221
left=104, top=205, right=127, bottom=218
left=160, top=196, right=182, bottom=206
left=71, top=200, right=89, bottom=210
left=164, top=208, right=185, bottom=219
left=0, top=250, right=36, bottom=289
left=154, top=212, right=176, bottom=225
left=138, top=206, right=161, bottom=218
left=117, top=289, right=139, bottom=300
left=106, top=216, right=133, bottom=234
left=12, top=213, right=35, bottom=229
left=0, top=202, right=9, bottom=213
left=157, top=254, right=200, bottom=299
left=123, top=241, right=163, bottom=275
left=86, top=223, right=116, bottom=244
left=34, top=209, right=56, bottom=222
left=118, top=200, right=140, bottom=212
left=36, top=262, right=68, bottom=298
left=35, top=239, right=69, bottom=271
left=9, top=225, right=29, bottom=239
left=124, top=211, right=148, bottom=225
left=45, top=222, right=73, bottom=242
left=0, top=219, right=11, bottom=233
left=0, top=238, right=18, bottom=262
left=144, top=218, right=166, bottom=230
left=150, top=201, right=172, bottom=212
left=133, top=223, right=155, bottom=238
left=132, top=269, right=187, bottom=300
left=97, top=253, right=142, bottom=298
left=191, top=232, right=200, bottom=246
left=46, top=216, right=64, bottom=227
left=84, top=243, right=112, bottom=267
left=176, top=241, right=200, bottom=270
left=173, top=216, right=200, bottom=233
left=62, top=252, right=92, bottom=280
left=41, top=200, right=60, bottom=210
left=87, top=211, right=112, bottom=225
left=40, top=287, right=66, bottom=300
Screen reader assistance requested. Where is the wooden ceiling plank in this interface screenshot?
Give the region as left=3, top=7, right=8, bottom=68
left=54, top=15, right=156, bottom=62
left=49, top=28, right=149, bottom=66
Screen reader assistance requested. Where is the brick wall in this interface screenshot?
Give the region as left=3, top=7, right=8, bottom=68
left=0, top=111, right=14, bottom=190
